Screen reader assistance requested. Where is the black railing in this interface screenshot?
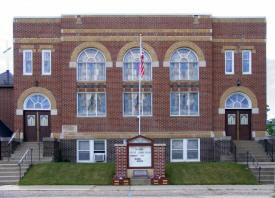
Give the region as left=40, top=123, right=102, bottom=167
left=264, top=139, right=274, bottom=162
left=7, top=129, right=19, bottom=161
left=230, top=140, right=237, bottom=162
left=18, top=148, right=33, bottom=180
left=246, top=151, right=262, bottom=184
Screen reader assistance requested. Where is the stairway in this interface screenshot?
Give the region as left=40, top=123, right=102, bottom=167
left=248, top=162, right=275, bottom=184
left=0, top=142, right=53, bottom=185
left=234, top=140, right=271, bottom=162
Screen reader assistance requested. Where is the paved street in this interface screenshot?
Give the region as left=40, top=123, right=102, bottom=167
left=0, top=185, right=274, bottom=198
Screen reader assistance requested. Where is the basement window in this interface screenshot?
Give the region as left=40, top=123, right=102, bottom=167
left=77, top=140, right=107, bottom=163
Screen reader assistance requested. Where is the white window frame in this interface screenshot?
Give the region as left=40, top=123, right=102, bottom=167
left=123, top=92, right=152, bottom=117
left=77, top=92, right=107, bottom=117
left=170, top=139, right=200, bottom=162
left=42, top=49, right=51, bottom=75
left=225, top=50, right=234, bottom=75
left=170, top=92, right=199, bottom=116
left=170, top=48, right=199, bottom=81
left=77, top=139, right=107, bottom=163
left=123, top=48, right=152, bottom=82
left=23, top=49, right=33, bottom=75
left=242, top=50, right=252, bottom=75
left=77, top=48, right=106, bottom=82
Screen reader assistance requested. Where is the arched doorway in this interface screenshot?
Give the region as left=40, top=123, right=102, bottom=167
left=225, top=92, right=252, bottom=140
left=23, top=94, right=51, bottom=141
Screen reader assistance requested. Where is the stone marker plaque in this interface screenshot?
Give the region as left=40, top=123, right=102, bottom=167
left=129, top=146, right=152, bottom=167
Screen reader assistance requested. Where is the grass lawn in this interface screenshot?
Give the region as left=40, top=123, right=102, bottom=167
left=166, top=162, right=259, bottom=185
left=19, top=162, right=114, bottom=185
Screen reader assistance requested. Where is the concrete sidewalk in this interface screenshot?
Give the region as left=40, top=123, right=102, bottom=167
left=0, top=185, right=274, bottom=198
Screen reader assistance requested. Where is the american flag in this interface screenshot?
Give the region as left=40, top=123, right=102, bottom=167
left=138, top=35, right=144, bottom=78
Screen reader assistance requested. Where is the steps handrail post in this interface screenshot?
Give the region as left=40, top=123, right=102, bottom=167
left=234, top=144, right=237, bottom=162
left=258, top=166, right=261, bottom=184
left=38, top=141, right=40, bottom=161
left=31, top=148, right=33, bottom=165
left=246, top=151, right=249, bottom=167
left=18, top=163, right=21, bottom=181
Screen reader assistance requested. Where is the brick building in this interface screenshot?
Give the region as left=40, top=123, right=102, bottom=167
left=9, top=15, right=266, bottom=163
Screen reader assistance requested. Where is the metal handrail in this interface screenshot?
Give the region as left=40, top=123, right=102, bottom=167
left=246, top=151, right=262, bottom=184
left=264, top=139, right=274, bottom=162
left=7, top=130, right=19, bottom=161
left=18, top=148, right=33, bottom=180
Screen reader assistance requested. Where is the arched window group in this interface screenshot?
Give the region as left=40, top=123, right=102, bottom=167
left=76, top=47, right=199, bottom=82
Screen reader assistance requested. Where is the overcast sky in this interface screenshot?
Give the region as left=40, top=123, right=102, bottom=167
left=0, top=0, right=274, bottom=118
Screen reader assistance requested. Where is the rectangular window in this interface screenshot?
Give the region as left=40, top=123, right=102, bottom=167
left=42, top=50, right=51, bottom=75
left=77, top=92, right=106, bottom=117
left=170, top=92, right=199, bottom=116
left=242, top=50, right=252, bottom=74
left=23, top=50, right=32, bottom=75
left=225, top=50, right=234, bottom=74
left=77, top=140, right=107, bottom=163
left=123, top=92, right=152, bottom=116
left=170, top=62, right=198, bottom=80
left=171, top=139, right=200, bottom=162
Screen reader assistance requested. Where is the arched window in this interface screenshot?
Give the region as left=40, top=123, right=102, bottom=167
left=77, top=48, right=106, bottom=81
left=123, top=48, right=151, bottom=81
left=170, top=48, right=198, bottom=81
left=24, top=94, right=51, bottom=110
left=225, top=93, right=252, bottom=109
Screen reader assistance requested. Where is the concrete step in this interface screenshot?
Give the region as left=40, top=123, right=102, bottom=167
left=0, top=175, right=20, bottom=180
left=131, top=177, right=151, bottom=185
left=0, top=164, right=29, bottom=168
left=0, top=172, right=20, bottom=176
left=0, top=180, right=19, bottom=185
left=260, top=180, right=274, bottom=184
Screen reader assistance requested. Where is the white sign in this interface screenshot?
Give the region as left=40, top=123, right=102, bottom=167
left=129, top=146, right=152, bottom=167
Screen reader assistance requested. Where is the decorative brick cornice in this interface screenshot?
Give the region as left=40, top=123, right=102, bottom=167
left=17, top=87, right=57, bottom=110
left=62, top=28, right=212, bottom=34
left=14, top=18, right=61, bottom=23
left=14, top=38, right=60, bottom=44
left=219, top=86, right=258, bottom=109
left=116, top=41, right=158, bottom=64
left=213, top=18, right=266, bottom=23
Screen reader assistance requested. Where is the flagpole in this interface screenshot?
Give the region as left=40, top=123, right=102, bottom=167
left=138, top=34, right=142, bottom=136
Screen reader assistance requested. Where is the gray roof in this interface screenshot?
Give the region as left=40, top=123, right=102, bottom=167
left=0, top=70, right=13, bottom=86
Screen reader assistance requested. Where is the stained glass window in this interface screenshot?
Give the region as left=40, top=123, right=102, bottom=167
left=77, top=48, right=106, bottom=81
left=170, top=48, right=198, bottom=80
left=225, top=93, right=251, bottom=109
left=23, top=50, right=32, bottom=75
left=170, top=92, right=199, bottom=116
left=123, top=48, right=151, bottom=81
left=24, top=94, right=51, bottom=110
left=42, top=50, right=51, bottom=75
left=225, top=50, right=234, bottom=74
left=123, top=92, right=152, bottom=116
left=77, top=93, right=106, bottom=117
left=242, top=50, right=252, bottom=74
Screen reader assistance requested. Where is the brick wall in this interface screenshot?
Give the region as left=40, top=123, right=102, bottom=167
left=114, top=144, right=127, bottom=177
left=11, top=15, right=266, bottom=139
left=153, top=144, right=166, bottom=177
left=0, top=87, right=14, bottom=131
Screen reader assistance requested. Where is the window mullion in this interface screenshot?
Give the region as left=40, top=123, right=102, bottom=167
left=178, top=93, right=181, bottom=116
left=95, top=93, right=98, bottom=116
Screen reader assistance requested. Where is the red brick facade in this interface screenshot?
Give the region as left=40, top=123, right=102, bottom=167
left=0, top=87, right=14, bottom=131
left=12, top=15, right=266, bottom=139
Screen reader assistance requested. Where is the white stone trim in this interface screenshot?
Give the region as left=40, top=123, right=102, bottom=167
left=106, top=61, right=113, bottom=68
left=198, top=61, right=206, bottom=67
left=116, top=61, right=123, bottom=67
left=16, top=109, right=23, bottom=115
left=51, top=109, right=58, bottom=115
left=210, top=131, right=215, bottom=137
left=218, top=108, right=225, bottom=114
left=252, top=108, right=259, bottom=114
left=62, top=125, right=78, bottom=133
left=69, top=61, right=77, bottom=68
left=151, top=61, right=159, bottom=67
left=252, top=131, right=256, bottom=138
left=223, top=131, right=226, bottom=136
left=163, top=61, right=170, bottom=67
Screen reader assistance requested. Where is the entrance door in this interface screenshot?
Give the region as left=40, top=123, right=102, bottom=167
left=225, top=109, right=251, bottom=140
left=24, top=110, right=51, bottom=142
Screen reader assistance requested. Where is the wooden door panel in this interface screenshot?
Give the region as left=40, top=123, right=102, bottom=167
left=39, top=111, right=51, bottom=141
left=239, top=110, right=251, bottom=140
left=24, top=111, right=37, bottom=142
left=225, top=110, right=237, bottom=140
